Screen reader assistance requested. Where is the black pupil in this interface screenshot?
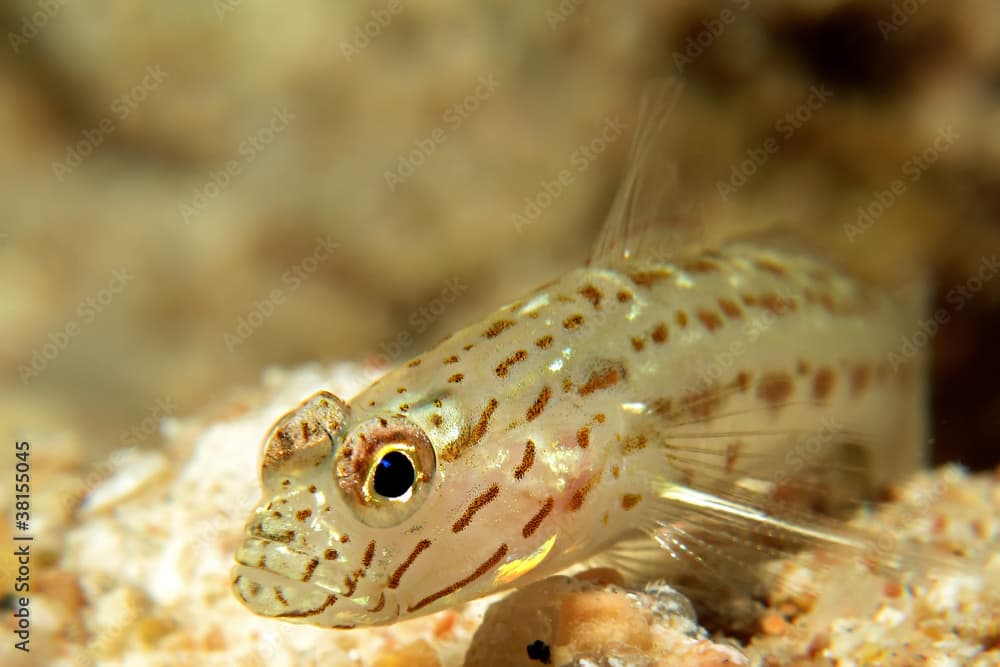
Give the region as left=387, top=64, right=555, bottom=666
left=373, top=451, right=415, bottom=498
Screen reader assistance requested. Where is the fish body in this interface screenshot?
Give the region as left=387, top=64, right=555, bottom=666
left=231, top=238, right=926, bottom=627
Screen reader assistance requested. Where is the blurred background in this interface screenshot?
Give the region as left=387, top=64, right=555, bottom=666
left=1, top=0, right=998, bottom=480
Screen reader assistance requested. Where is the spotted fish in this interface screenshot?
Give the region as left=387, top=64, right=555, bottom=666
left=231, top=82, right=929, bottom=627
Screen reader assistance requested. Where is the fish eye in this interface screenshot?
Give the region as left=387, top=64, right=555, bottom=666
left=371, top=449, right=416, bottom=499
left=335, top=415, right=436, bottom=528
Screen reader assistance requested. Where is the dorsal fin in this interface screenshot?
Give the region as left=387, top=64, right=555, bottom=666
left=590, top=79, right=709, bottom=268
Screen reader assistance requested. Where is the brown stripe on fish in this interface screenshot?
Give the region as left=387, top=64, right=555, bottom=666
left=514, top=440, right=535, bottom=480
left=452, top=484, right=501, bottom=533
left=362, top=540, right=376, bottom=569
left=568, top=471, right=602, bottom=511
left=388, top=539, right=432, bottom=589
left=496, top=350, right=528, bottom=378
left=441, top=398, right=499, bottom=462
left=576, top=426, right=590, bottom=449
left=303, top=558, right=319, bottom=582
left=408, top=543, right=509, bottom=612
left=535, top=335, right=553, bottom=349
left=651, top=323, right=668, bottom=344
left=275, top=593, right=337, bottom=619
left=522, top=496, right=555, bottom=538
left=526, top=386, right=552, bottom=421
left=368, top=592, right=386, bottom=612
left=563, top=314, right=585, bottom=330
left=448, top=373, right=464, bottom=383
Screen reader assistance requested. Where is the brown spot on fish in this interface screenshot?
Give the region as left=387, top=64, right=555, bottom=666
left=562, top=378, right=573, bottom=393
left=616, top=289, right=633, bottom=303
left=813, top=367, right=835, bottom=401
left=275, top=588, right=289, bottom=606
left=408, top=544, right=509, bottom=612
left=296, top=509, right=312, bottom=522
left=735, top=371, right=752, bottom=393
left=697, top=309, right=723, bottom=332
left=621, top=494, right=642, bottom=510
left=758, top=372, right=794, bottom=407
left=483, top=319, right=515, bottom=339
left=399, top=403, right=410, bottom=412
left=579, top=284, right=602, bottom=309
left=339, top=534, right=350, bottom=544
left=755, top=258, right=787, bottom=277
left=650, top=397, right=673, bottom=418
left=568, top=472, right=602, bottom=511
left=651, top=323, right=668, bottom=344
left=675, top=311, right=688, bottom=327
left=576, top=426, right=591, bottom=449
left=303, top=558, right=319, bottom=582
left=594, top=413, right=606, bottom=423
left=396, top=387, right=407, bottom=394
left=496, top=349, right=528, bottom=378
left=726, top=441, right=741, bottom=474
left=850, top=364, right=871, bottom=396
left=612, top=466, right=620, bottom=479
left=324, top=548, right=339, bottom=560
left=526, top=386, right=552, bottom=422
left=563, top=314, right=585, bottom=330
left=430, top=414, right=443, bottom=427
left=441, top=398, right=499, bottom=462
left=796, top=359, right=811, bottom=376
left=578, top=361, right=625, bottom=396
left=514, top=440, right=535, bottom=480
left=388, top=539, right=432, bottom=589
left=629, top=269, right=673, bottom=287
left=622, top=434, right=648, bottom=455
left=443, top=355, right=459, bottom=365
left=522, top=497, right=554, bottom=538
left=448, top=373, right=464, bottom=383
left=452, top=484, right=501, bottom=533
left=463, top=343, right=475, bottom=351
left=308, top=485, right=317, bottom=493
left=718, top=298, right=742, bottom=319
left=407, top=358, right=422, bottom=368
left=535, top=335, right=553, bottom=349
left=681, top=258, right=718, bottom=273
left=631, top=336, right=645, bottom=351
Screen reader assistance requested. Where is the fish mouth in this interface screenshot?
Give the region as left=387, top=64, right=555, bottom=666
left=232, top=537, right=394, bottom=626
